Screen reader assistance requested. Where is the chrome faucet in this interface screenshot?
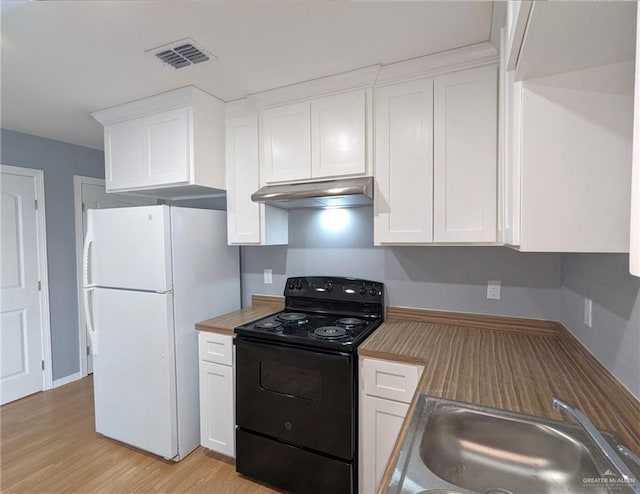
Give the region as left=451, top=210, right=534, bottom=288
left=552, top=398, right=640, bottom=494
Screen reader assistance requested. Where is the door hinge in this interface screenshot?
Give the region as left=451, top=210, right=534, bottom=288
left=34, top=199, right=38, bottom=210
left=41, top=360, right=45, bottom=371
left=82, top=202, right=86, bottom=212
left=38, top=281, right=42, bottom=291
left=87, top=346, right=90, bottom=356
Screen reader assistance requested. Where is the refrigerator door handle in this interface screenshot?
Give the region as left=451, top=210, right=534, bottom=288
left=82, top=225, right=94, bottom=288
left=83, top=287, right=99, bottom=355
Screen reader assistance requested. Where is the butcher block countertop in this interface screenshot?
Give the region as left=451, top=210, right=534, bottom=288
left=361, top=306, right=640, bottom=493
left=195, top=295, right=284, bottom=336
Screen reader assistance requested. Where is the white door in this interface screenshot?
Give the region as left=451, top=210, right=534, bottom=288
left=199, top=361, right=235, bottom=457
left=144, top=107, right=191, bottom=186
left=360, top=394, right=409, bottom=494
left=433, top=65, right=498, bottom=243
left=1, top=170, right=46, bottom=404
left=90, top=288, right=177, bottom=459
left=311, top=90, right=366, bottom=178
left=374, top=78, right=434, bottom=244
left=104, top=118, right=145, bottom=191
left=226, top=114, right=263, bottom=244
left=260, top=101, right=311, bottom=184
left=76, top=177, right=156, bottom=373
left=86, top=205, right=172, bottom=292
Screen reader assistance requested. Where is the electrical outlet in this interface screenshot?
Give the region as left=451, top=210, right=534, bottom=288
left=263, top=269, right=273, bottom=285
left=487, top=280, right=501, bottom=300
left=584, top=298, right=592, bottom=327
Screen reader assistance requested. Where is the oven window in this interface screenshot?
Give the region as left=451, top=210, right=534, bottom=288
left=260, top=360, right=322, bottom=402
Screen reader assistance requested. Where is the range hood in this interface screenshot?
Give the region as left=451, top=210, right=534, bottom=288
left=251, top=176, right=374, bottom=209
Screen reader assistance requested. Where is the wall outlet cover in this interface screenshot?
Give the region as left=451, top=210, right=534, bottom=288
left=264, top=268, right=273, bottom=284
left=487, top=280, right=501, bottom=300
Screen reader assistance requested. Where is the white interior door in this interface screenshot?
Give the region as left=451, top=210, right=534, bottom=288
left=1, top=170, right=46, bottom=404
left=75, top=176, right=156, bottom=374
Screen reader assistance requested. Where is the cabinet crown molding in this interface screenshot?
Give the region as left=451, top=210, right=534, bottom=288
left=226, top=65, right=380, bottom=117
left=375, top=41, right=498, bottom=86
left=91, top=86, right=223, bottom=125
left=226, top=42, right=498, bottom=117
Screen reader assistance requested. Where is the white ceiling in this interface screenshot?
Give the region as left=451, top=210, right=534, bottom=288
left=1, top=1, right=494, bottom=150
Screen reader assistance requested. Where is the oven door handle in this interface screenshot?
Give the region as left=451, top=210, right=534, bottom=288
left=233, top=336, right=353, bottom=360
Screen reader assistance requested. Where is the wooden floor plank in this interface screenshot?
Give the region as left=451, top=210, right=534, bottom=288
left=0, top=377, right=281, bottom=494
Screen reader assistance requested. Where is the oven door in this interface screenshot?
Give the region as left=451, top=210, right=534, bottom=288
left=235, top=337, right=354, bottom=460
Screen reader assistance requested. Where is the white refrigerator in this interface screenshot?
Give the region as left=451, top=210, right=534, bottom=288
left=82, top=205, right=240, bottom=461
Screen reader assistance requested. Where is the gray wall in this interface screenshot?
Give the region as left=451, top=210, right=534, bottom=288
left=1, top=129, right=105, bottom=380
left=242, top=208, right=640, bottom=400
left=561, top=254, right=640, bottom=399
left=241, top=208, right=564, bottom=320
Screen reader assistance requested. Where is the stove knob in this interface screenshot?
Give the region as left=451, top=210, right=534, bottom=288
left=295, top=280, right=302, bottom=290
left=324, top=282, right=333, bottom=292
left=359, top=285, right=367, bottom=295
left=287, top=280, right=295, bottom=290
left=369, top=286, right=378, bottom=296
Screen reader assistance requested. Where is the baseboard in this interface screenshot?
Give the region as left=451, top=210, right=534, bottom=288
left=53, top=371, right=82, bottom=388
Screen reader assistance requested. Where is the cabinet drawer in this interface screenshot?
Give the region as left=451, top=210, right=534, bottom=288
left=198, top=331, right=233, bottom=366
left=362, top=357, right=422, bottom=403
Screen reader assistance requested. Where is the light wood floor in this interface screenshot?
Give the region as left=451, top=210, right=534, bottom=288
left=1, top=377, right=281, bottom=493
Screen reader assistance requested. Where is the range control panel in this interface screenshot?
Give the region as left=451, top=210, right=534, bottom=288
left=284, top=276, right=383, bottom=304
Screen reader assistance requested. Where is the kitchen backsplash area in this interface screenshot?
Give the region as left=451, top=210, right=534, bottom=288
left=241, top=207, right=640, bottom=400
left=241, top=207, right=564, bottom=319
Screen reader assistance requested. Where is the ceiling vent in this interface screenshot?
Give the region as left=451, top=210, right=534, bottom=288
left=148, top=39, right=214, bottom=69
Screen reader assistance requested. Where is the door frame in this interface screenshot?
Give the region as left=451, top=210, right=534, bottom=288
left=0, top=164, right=53, bottom=391
left=73, top=175, right=105, bottom=377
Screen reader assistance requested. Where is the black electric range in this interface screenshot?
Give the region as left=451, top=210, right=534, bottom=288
left=234, top=276, right=384, bottom=494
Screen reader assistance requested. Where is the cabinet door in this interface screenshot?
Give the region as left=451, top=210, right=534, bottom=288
left=260, top=102, right=311, bottom=184
left=144, top=108, right=191, bottom=186
left=374, top=79, right=434, bottom=244
left=199, top=361, right=235, bottom=457
left=360, top=394, right=409, bottom=494
left=433, top=65, right=498, bottom=243
left=311, top=90, right=366, bottom=178
left=104, top=119, right=145, bottom=191
left=226, top=115, right=262, bottom=244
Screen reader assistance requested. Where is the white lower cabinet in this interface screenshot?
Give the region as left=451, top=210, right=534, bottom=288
left=360, top=395, right=409, bottom=494
left=360, top=357, right=424, bottom=494
left=198, top=332, right=235, bottom=457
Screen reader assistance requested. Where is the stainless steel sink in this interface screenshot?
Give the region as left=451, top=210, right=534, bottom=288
left=386, top=396, right=640, bottom=494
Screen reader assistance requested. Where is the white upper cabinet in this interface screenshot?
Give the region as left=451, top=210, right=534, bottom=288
left=374, top=79, right=434, bottom=244
left=311, top=90, right=366, bottom=178
left=433, top=65, right=497, bottom=243
left=105, top=118, right=145, bottom=190
left=374, top=65, right=498, bottom=245
left=508, top=1, right=636, bottom=81
left=259, top=89, right=369, bottom=185
left=260, top=101, right=312, bottom=184
left=225, top=114, right=288, bottom=246
left=501, top=4, right=636, bottom=253
left=92, top=86, right=225, bottom=199
left=145, top=107, right=191, bottom=185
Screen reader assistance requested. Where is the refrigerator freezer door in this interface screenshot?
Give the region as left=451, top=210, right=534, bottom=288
left=86, top=205, right=172, bottom=292
left=92, top=288, right=178, bottom=460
